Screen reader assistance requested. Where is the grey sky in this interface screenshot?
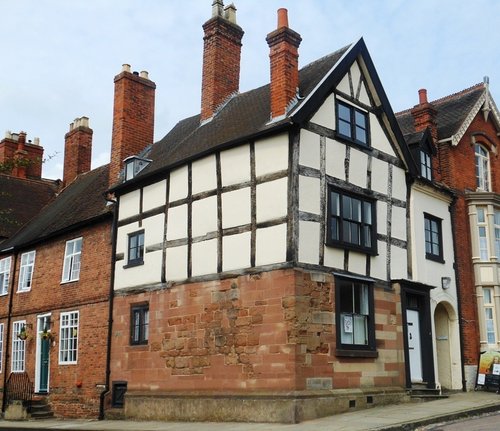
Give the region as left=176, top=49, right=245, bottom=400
left=1, top=0, right=499, bottom=180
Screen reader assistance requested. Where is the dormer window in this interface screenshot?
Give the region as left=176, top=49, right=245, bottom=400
left=420, top=150, right=432, bottom=180
left=124, top=156, right=151, bottom=181
left=475, top=144, right=490, bottom=191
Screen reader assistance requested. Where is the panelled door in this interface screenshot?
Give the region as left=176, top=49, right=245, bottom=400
left=407, top=309, right=423, bottom=382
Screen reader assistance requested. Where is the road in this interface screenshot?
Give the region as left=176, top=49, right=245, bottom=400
left=420, top=411, right=500, bottom=430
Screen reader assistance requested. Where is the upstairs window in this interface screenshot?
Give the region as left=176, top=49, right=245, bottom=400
left=127, top=231, right=144, bottom=267
left=18, top=251, right=35, bottom=292
left=420, top=150, right=432, bottom=180
left=495, top=211, right=500, bottom=260
left=327, top=187, right=376, bottom=254
left=124, top=156, right=151, bottom=181
left=130, top=304, right=149, bottom=345
left=475, top=144, right=490, bottom=191
left=59, top=311, right=79, bottom=364
left=477, top=208, right=489, bottom=261
left=0, top=257, right=11, bottom=296
left=62, top=238, right=82, bottom=283
left=424, top=213, right=444, bottom=262
left=336, top=100, right=369, bottom=147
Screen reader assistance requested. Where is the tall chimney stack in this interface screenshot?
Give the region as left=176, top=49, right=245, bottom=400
left=63, top=117, right=93, bottom=186
left=201, top=1, right=244, bottom=122
left=411, top=88, right=437, bottom=142
left=109, top=64, right=156, bottom=186
left=266, top=8, right=302, bottom=119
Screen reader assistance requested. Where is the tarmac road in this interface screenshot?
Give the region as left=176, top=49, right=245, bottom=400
left=420, top=411, right=500, bottom=430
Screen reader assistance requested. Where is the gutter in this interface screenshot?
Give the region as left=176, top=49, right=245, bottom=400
left=99, top=199, right=119, bottom=419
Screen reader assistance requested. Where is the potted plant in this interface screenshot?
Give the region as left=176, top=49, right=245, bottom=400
left=17, top=325, right=28, bottom=340
left=41, top=329, right=54, bottom=341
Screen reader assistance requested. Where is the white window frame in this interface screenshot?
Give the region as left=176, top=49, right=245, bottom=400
left=0, top=323, right=4, bottom=373
left=0, top=256, right=11, bottom=296
left=475, top=144, right=490, bottom=191
left=484, top=288, right=497, bottom=344
left=12, top=320, right=26, bottom=372
left=477, top=208, right=489, bottom=261
left=61, top=238, right=82, bottom=283
left=420, top=150, right=432, bottom=180
left=59, top=311, right=79, bottom=364
left=18, top=251, right=36, bottom=292
left=494, top=211, right=500, bottom=260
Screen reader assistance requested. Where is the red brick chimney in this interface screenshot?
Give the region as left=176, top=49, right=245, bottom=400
left=63, top=117, right=93, bottom=186
left=0, top=131, right=44, bottom=179
left=109, top=65, right=156, bottom=186
left=201, top=0, right=244, bottom=122
left=266, top=8, right=302, bottom=119
left=12, top=132, right=28, bottom=179
left=411, top=89, right=438, bottom=142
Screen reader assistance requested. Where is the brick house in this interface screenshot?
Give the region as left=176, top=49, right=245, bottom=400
left=106, top=3, right=425, bottom=423
left=397, top=80, right=500, bottom=390
left=0, top=67, right=156, bottom=417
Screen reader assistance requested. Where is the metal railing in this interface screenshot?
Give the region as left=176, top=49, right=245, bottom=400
left=5, top=372, right=33, bottom=413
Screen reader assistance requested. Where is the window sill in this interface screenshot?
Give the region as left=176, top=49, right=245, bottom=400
left=425, top=255, right=445, bottom=264
left=60, top=279, right=79, bottom=286
left=123, top=261, right=144, bottom=269
left=16, top=288, right=31, bottom=294
left=128, top=343, right=149, bottom=350
left=336, top=349, right=378, bottom=358
left=334, top=133, right=371, bottom=150
left=326, top=241, right=377, bottom=256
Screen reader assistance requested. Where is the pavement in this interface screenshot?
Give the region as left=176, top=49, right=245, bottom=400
left=0, top=390, right=499, bottom=431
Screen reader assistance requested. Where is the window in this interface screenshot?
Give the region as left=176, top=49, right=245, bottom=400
left=59, top=311, right=79, bottom=364
left=336, top=278, right=375, bottom=353
left=327, top=187, right=376, bottom=254
left=0, top=257, right=11, bottom=296
left=477, top=208, right=489, bottom=261
left=484, top=288, right=496, bottom=344
left=475, top=144, right=490, bottom=191
left=18, top=251, right=35, bottom=292
left=424, top=214, right=443, bottom=262
left=495, top=211, right=500, bottom=260
left=62, top=238, right=82, bottom=282
left=12, top=321, right=26, bottom=372
left=0, top=323, right=4, bottom=373
left=130, top=304, right=149, bottom=345
left=420, top=150, right=432, bottom=180
left=127, top=231, right=144, bottom=266
left=336, top=100, right=369, bottom=146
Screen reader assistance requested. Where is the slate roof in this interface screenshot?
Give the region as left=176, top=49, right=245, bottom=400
left=0, top=175, right=59, bottom=243
left=396, top=83, right=486, bottom=139
left=0, top=165, right=112, bottom=252
left=137, top=44, right=352, bottom=179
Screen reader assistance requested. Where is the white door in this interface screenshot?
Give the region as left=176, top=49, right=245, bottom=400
left=407, top=309, right=423, bottom=382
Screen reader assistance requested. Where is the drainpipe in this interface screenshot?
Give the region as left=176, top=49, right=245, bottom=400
left=449, top=194, right=467, bottom=391
left=99, top=198, right=118, bottom=420
left=2, top=250, right=18, bottom=413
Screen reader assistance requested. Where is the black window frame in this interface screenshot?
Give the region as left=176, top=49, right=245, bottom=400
left=424, top=213, right=444, bottom=263
left=126, top=230, right=144, bottom=267
left=335, top=100, right=370, bottom=147
left=335, top=277, right=376, bottom=357
left=326, top=186, right=377, bottom=255
left=130, top=303, right=149, bottom=345
left=420, top=149, right=432, bottom=180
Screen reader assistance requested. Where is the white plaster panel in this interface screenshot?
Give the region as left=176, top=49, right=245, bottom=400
left=116, top=222, right=140, bottom=256
left=256, top=177, right=288, bottom=223
left=192, top=239, right=218, bottom=277
left=358, top=82, right=370, bottom=106
left=141, top=214, right=165, bottom=247
left=337, top=74, right=351, bottom=96
left=220, top=144, right=250, bottom=186
left=222, top=188, right=251, bottom=229
left=192, top=195, right=217, bottom=237
left=192, top=155, right=217, bottom=194
left=350, top=62, right=361, bottom=98
left=142, top=180, right=166, bottom=212
left=299, top=175, right=321, bottom=215
left=169, top=166, right=188, bottom=202
left=348, top=251, right=366, bottom=276
left=370, top=241, right=387, bottom=280
left=255, top=134, right=288, bottom=177
left=377, top=202, right=388, bottom=236
left=324, top=246, right=344, bottom=269
left=391, top=206, right=407, bottom=241
left=325, top=138, right=346, bottom=180
left=166, top=205, right=188, bottom=241
left=392, top=166, right=407, bottom=202
left=166, top=245, right=188, bottom=281
left=370, top=113, right=396, bottom=157
left=348, top=149, right=368, bottom=188
left=480, top=266, right=494, bottom=283
left=298, top=221, right=320, bottom=265
left=223, top=232, right=251, bottom=271
left=310, top=93, right=335, bottom=130
left=256, top=224, right=287, bottom=266
left=390, top=245, right=407, bottom=280
left=118, top=190, right=140, bottom=221
left=299, top=129, right=321, bottom=169
left=115, top=250, right=161, bottom=290
left=371, top=157, right=388, bottom=195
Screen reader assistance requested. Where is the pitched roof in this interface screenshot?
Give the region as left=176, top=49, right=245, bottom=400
left=0, top=175, right=59, bottom=243
left=396, top=83, right=486, bottom=140
left=0, top=165, right=112, bottom=252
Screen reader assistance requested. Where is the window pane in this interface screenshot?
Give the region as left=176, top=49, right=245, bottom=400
left=330, top=219, right=339, bottom=240
left=343, top=196, right=352, bottom=219
left=354, top=111, right=366, bottom=127
left=352, top=198, right=361, bottom=222
left=355, top=126, right=366, bottom=144
left=363, top=202, right=372, bottom=225
left=338, top=104, right=351, bottom=121
left=331, top=192, right=340, bottom=215
left=353, top=315, right=367, bottom=345
left=478, top=208, right=485, bottom=223
left=339, top=285, right=353, bottom=313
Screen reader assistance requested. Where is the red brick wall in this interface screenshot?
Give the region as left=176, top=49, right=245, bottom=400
left=63, top=124, right=93, bottom=186
left=0, top=139, right=44, bottom=179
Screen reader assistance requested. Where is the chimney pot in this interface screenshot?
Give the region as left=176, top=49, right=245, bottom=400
left=34, top=137, right=40, bottom=146
left=122, top=64, right=131, bottom=73
left=277, top=8, right=289, bottom=28
left=212, top=0, right=224, bottom=17
left=418, top=88, right=428, bottom=105
left=139, top=71, right=149, bottom=79
left=224, top=3, right=237, bottom=23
